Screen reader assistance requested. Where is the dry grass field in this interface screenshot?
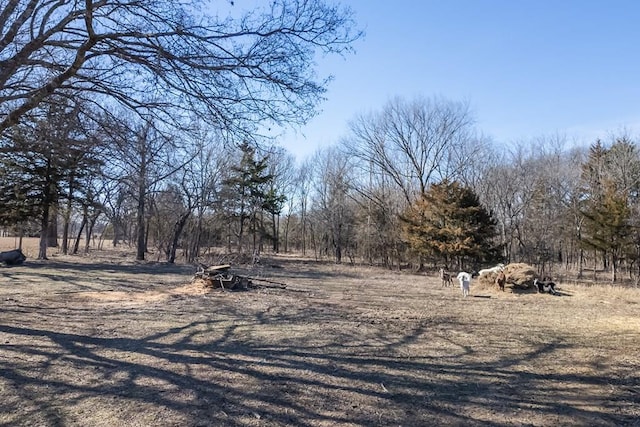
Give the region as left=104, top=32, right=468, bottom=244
left=1, top=238, right=639, bottom=426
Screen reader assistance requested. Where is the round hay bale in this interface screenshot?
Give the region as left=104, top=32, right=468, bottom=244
left=473, top=263, right=538, bottom=292
left=504, top=263, right=537, bottom=288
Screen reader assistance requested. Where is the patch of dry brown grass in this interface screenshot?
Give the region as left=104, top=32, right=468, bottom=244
left=0, top=251, right=639, bottom=426
left=0, top=236, right=114, bottom=260
left=0, top=236, right=40, bottom=257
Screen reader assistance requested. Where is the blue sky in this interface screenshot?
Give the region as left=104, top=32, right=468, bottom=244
left=278, top=0, right=640, bottom=159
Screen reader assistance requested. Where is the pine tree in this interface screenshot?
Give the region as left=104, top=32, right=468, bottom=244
left=0, top=101, right=103, bottom=258
left=581, top=180, right=633, bottom=282
left=401, top=180, right=499, bottom=268
left=580, top=139, right=639, bottom=282
left=221, top=142, right=284, bottom=254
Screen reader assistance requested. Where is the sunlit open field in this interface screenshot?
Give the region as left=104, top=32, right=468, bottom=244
left=1, top=240, right=639, bottom=426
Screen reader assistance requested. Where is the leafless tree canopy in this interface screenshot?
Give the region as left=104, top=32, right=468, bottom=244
left=0, top=0, right=360, bottom=134
left=344, top=96, right=477, bottom=204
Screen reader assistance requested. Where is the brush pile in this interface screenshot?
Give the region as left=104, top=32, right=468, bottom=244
left=192, top=264, right=287, bottom=291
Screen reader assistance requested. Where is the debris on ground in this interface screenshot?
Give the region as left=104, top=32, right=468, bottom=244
left=193, top=264, right=287, bottom=291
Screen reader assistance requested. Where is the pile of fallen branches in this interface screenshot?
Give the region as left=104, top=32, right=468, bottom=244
left=193, top=264, right=287, bottom=291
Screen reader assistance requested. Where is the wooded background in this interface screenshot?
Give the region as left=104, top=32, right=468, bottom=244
left=1, top=1, right=638, bottom=284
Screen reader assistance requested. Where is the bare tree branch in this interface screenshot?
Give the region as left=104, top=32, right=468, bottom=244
left=0, top=0, right=361, bottom=134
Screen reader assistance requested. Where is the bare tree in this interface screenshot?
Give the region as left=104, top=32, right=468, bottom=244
left=0, top=0, right=360, bottom=135
left=310, top=146, right=356, bottom=263
left=344, top=96, right=476, bottom=204
left=341, top=96, right=479, bottom=267
left=605, top=135, right=640, bottom=197
left=147, top=183, right=193, bottom=263
left=72, top=174, right=105, bottom=255
left=347, top=153, right=404, bottom=267
left=480, top=144, right=539, bottom=263
left=289, top=158, right=314, bottom=255
left=476, top=136, right=583, bottom=271
left=262, top=145, right=295, bottom=253
left=179, top=128, right=229, bottom=262
left=104, top=116, right=188, bottom=260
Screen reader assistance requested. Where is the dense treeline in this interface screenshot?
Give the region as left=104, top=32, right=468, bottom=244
left=1, top=2, right=639, bottom=284
left=3, top=93, right=640, bottom=284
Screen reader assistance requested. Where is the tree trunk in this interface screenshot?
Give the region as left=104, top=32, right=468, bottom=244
left=61, top=215, right=70, bottom=254
left=61, top=176, right=74, bottom=255
left=188, top=213, right=203, bottom=263
left=112, top=217, right=123, bottom=247
left=72, top=209, right=87, bottom=255
left=47, top=209, right=58, bottom=248
left=301, top=201, right=307, bottom=256
left=38, top=169, right=54, bottom=260
left=85, top=210, right=101, bottom=253
left=283, top=212, right=291, bottom=253
left=136, top=193, right=146, bottom=261
left=271, top=212, right=280, bottom=253
left=38, top=204, right=50, bottom=260
left=18, top=228, right=23, bottom=250
left=167, top=211, right=190, bottom=263
left=251, top=211, right=257, bottom=255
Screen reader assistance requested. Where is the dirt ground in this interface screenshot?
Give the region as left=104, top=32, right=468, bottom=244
left=1, top=241, right=639, bottom=426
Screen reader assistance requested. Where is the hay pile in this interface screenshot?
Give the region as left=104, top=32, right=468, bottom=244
left=504, top=263, right=537, bottom=288
left=474, top=270, right=501, bottom=291
left=474, top=263, right=537, bottom=292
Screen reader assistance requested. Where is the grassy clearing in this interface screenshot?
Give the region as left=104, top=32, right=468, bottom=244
left=0, top=245, right=639, bottom=426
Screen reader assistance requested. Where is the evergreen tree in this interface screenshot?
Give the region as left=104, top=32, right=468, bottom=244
left=401, top=180, right=499, bottom=268
left=581, top=181, right=632, bottom=282
left=0, top=152, right=40, bottom=227
left=0, top=101, right=103, bottom=258
left=221, top=142, right=282, bottom=253
left=580, top=139, right=640, bottom=282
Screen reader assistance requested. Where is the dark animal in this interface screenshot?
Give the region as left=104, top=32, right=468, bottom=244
left=495, top=270, right=506, bottom=291
left=439, top=268, right=453, bottom=287
left=0, top=249, right=26, bottom=265
left=533, top=278, right=559, bottom=295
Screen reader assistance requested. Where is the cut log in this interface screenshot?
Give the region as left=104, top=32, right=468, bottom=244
left=206, top=264, right=231, bottom=272
left=246, top=276, right=287, bottom=289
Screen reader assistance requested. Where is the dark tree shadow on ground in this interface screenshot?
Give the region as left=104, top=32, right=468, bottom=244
left=0, top=256, right=637, bottom=425
left=0, top=297, right=637, bottom=427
